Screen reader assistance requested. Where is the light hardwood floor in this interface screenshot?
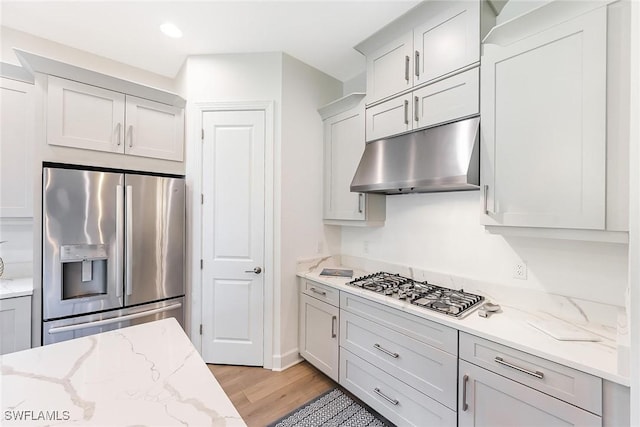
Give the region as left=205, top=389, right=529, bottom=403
left=208, top=361, right=336, bottom=427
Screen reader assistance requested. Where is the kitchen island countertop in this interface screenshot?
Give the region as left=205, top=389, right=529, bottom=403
left=0, top=318, right=246, bottom=426
left=0, top=277, right=33, bottom=299
left=298, top=267, right=629, bottom=387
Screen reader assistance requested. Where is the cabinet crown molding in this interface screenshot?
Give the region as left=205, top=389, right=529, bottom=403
left=318, top=92, right=365, bottom=120
left=14, top=49, right=185, bottom=108
left=483, top=0, right=615, bottom=46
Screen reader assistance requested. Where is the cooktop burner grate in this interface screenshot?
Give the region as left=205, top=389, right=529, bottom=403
left=347, top=272, right=484, bottom=318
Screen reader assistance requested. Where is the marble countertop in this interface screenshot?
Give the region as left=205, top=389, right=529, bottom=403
left=0, top=277, right=34, bottom=299
left=0, top=318, right=246, bottom=426
left=298, top=268, right=629, bottom=387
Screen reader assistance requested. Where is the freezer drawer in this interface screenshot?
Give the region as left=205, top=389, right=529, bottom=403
left=42, top=297, right=184, bottom=345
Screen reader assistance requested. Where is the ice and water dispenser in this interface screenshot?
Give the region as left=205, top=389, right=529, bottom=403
left=59, top=244, right=109, bottom=299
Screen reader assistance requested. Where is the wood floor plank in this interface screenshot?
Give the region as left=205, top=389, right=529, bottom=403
left=208, top=361, right=335, bottom=427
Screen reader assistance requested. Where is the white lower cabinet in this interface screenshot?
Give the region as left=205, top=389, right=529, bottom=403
left=298, top=292, right=339, bottom=382
left=458, top=360, right=601, bottom=426
left=341, top=349, right=456, bottom=426
left=459, top=332, right=602, bottom=426
left=0, top=296, right=32, bottom=355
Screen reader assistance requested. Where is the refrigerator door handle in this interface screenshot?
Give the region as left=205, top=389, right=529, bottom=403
left=116, top=184, right=124, bottom=298
left=47, top=303, right=183, bottom=334
left=125, top=185, right=133, bottom=296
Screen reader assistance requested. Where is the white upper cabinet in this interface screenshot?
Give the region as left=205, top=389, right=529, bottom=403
left=361, top=1, right=484, bottom=107
left=414, top=67, right=479, bottom=130
left=1, top=78, right=34, bottom=217
left=48, top=76, right=125, bottom=154
left=47, top=76, right=184, bottom=162
left=366, top=33, right=414, bottom=104
left=413, top=1, right=480, bottom=86
left=125, top=95, right=184, bottom=161
left=365, top=93, right=412, bottom=143
left=319, top=94, right=385, bottom=226
left=481, top=5, right=607, bottom=230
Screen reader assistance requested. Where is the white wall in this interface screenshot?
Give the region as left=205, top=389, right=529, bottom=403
left=342, top=192, right=629, bottom=307
left=279, top=53, right=342, bottom=366
left=178, top=52, right=342, bottom=368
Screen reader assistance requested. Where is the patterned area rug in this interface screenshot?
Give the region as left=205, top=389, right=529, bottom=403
left=267, top=388, right=393, bottom=427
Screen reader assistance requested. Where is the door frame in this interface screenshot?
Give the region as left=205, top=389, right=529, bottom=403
left=188, top=101, right=275, bottom=369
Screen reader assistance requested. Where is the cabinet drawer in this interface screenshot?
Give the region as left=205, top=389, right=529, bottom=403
left=414, top=67, right=479, bottom=129
left=340, top=349, right=456, bottom=427
left=341, top=292, right=457, bottom=354
left=460, top=332, right=602, bottom=415
left=459, top=360, right=601, bottom=426
left=341, top=310, right=457, bottom=409
left=302, top=280, right=339, bottom=307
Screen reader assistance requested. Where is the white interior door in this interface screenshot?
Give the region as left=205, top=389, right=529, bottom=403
left=201, top=109, right=265, bottom=366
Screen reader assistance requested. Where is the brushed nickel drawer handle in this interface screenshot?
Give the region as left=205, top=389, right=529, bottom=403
left=404, top=99, right=409, bottom=125
left=373, top=343, right=399, bottom=358
left=374, top=388, right=399, bottom=405
left=495, top=356, right=544, bottom=379
left=309, top=287, right=327, bottom=296
left=415, top=50, right=420, bottom=77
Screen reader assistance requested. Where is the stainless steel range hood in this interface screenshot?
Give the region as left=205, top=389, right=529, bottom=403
left=350, top=116, right=480, bottom=194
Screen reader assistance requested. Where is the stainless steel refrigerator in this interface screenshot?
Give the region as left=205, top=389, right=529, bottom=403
left=41, top=165, right=185, bottom=345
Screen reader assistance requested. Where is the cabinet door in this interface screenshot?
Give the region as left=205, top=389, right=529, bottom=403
left=365, top=93, right=413, bottom=142
left=414, top=67, right=479, bottom=130
left=414, top=1, right=480, bottom=86
left=481, top=7, right=607, bottom=229
left=124, top=95, right=184, bottom=161
left=0, top=296, right=31, bottom=354
left=299, top=294, right=339, bottom=382
left=459, top=360, right=601, bottom=426
left=1, top=78, right=34, bottom=217
left=324, top=106, right=366, bottom=221
left=366, top=32, right=413, bottom=105
left=47, top=76, right=125, bottom=153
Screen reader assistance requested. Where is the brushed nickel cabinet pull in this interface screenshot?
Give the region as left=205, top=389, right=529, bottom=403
left=404, top=55, right=410, bottom=82
left=414, top=96, right=419, bottom=123
left=415, top=50, right=420, bottom=77
left=374, top=388, right=399, bottom=405
left=309, top=287, right=327, bottom=296
left=358, top=193, right=364, bottom=213
left=462, top=374, right=469, bottom=411
left=404, top=100, right=409, bottom=125
left=495, top=356, right=544, bottom=379
left=484, top=185, right=489, bottom=215
left=373, top=343, right=399, bottom=358
left=331, top=316, right=337, bottom=338
left=116, top=123, right=122, bottom=146
left=128, top=125, right=134, bottom=148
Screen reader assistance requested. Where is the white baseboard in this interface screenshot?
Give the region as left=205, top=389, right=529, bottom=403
left=271, top=348, right=302, bottom=371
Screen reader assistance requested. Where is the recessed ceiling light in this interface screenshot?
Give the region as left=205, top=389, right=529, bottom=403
left=160, top=22, right=183, bottom=38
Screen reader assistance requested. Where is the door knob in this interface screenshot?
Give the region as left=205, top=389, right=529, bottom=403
left=245, top=267, right=262, bottom=274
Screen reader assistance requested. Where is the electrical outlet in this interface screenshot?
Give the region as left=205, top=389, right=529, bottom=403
left=363, top=240, right=369, bottom=254
left=513, top=262, right=527, bottom=280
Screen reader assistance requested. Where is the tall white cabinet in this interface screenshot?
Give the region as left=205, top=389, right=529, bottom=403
left=480, top=1, right=630, bottom=239
left=0, top=77, right=34, bottom=218
left=319, top=93, right=385, bottom=226
left=481, top=6, right=607, bottom=230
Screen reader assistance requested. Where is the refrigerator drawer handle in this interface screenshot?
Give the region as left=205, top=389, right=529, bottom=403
left=47, top=303, right=183, bottom=334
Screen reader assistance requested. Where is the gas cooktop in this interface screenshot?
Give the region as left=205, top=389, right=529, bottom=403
left=346, top=272, right=484, bottom=318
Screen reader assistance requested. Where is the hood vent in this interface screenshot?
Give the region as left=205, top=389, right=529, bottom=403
left=350, top=116, right=480, bottom=194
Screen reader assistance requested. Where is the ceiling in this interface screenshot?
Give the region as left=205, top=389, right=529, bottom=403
left=0, top=1, right=421, bottom=82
